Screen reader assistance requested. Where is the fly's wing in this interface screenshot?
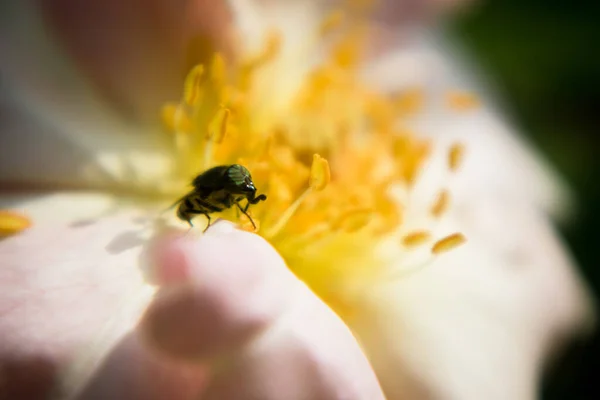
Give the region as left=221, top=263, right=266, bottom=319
left=161, top=190, right=193, bottom=214
left=192, top=165, right=229, bottom=195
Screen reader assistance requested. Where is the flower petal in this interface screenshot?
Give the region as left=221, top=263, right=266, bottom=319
left=353, top=206, right=594, bottom=399
left=38, top=0, right=235, bottom=122
left=78, top=221, right=385, bottom=399
left=352, top=32, right=593, bottom=399
left=362, top=34, right=574, bottom=221
left=0, top=191, right=157, bottom=397
left=0, top=2, right=189, bottom=190
left=227, top=0, right=323, bottom=114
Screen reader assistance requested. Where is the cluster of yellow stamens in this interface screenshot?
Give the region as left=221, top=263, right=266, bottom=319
left=160, top=9, right=470, bottom=316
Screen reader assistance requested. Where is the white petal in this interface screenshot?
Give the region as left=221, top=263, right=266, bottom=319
left=355, top=30, right=593, bottom=399
left=353, top=207, right=594, bottom=400
left=0, top=2, right=173, bottom=190
left=350, top=112, right=594, bottom=398
left=362, top=32, right=574, bottom=221
left=227, top=0, right=322, bottom=53
left=227, top=0, right=324, bottom=119
left=0, top=192, right=157, bottom=398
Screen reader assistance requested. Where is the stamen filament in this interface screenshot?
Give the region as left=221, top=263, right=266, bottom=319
left=385, top=255, right=435, bottom=281
left=265, top=188, right=311, bottom=238
left=203, top=141, right=213, bottom=170
left=173, top=106, right=190, bottom=157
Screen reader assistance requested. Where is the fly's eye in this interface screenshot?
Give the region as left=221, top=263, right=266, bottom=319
left=227, top=165, right=247, bottom=186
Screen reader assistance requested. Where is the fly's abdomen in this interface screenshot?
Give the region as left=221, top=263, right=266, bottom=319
left=179, top=192, right=224, bottom=216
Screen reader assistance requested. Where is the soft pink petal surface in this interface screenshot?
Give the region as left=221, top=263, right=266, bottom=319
left=0, top=194, right=385, bottom=399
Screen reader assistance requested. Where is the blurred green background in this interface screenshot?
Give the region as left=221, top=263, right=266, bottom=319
left=451, top=0, right=599, bottom=398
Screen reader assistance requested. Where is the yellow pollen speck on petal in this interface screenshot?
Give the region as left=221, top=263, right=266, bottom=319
left=431, top=189, right=450, bottom=218
left=447, top=90, right=479, bottom=111
left=183, top=65, right=205, bottom=106
left=448, top=142, right=465, bottom=172
left=432, top=233, right=466, bottom=254
left=402, top=230, right=432, bottom=247
left=0, top=210, right=31, bottom=237
left=309, top=154, right=330, bottom=191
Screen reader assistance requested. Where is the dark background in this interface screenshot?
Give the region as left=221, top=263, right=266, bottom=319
left=451, top=0, right=599, bottom=398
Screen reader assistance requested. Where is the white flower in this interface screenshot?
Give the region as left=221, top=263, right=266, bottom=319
left=0, top=1, right=594, bottom=399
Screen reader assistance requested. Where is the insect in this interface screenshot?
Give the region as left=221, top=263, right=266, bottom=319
left=172, top=164, right=267, bottom=232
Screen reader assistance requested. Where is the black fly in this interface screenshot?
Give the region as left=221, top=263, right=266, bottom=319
left=172, top=164, right=267, bottom=232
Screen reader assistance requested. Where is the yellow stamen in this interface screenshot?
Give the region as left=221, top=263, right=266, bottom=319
left=183, top=65, right=205, bottom=106
left=448, top=142, right=465, bottom=172
left=161, top=104, right=178, bottom=134
left=431, top=189, right=450, bottom=218
left=319, top=10, right=344, bottom=37
left=395, top=88, right=424, bottom=117
left=160, top=20, right=468, bottom=320
left=264, top=31, right=282, bottom=60
left=260, top=135, right=274, bottom=160
left=162, top=104, right=192, bottom=136
left=202, top=108, right=230, bottom=169
left=175, top=130, right=191, bottom=157
left=432, top=233, right=466, bottom=254
left=265, top=189, right=311, bottom=238
left=0, top=210, right=31, bottom=237
left=331, top=29, right=364, bottom=68
left=332, top=208, right=372, bottom=233
left=210, top=53, right=226, bottom=87
left=394, top=136, right=431, bottom=185
left=202, top=142, right=213, bottom=170
left=252, top=30, right=282, bottom=67
left=209, top=108, right=230, bottom=144
left=402, top=230, right=432, bottom=247
left=309, top=154, right=331, bottom=191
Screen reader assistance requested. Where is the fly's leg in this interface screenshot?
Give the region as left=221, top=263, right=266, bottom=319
left=183, top=210, right=211, bottom=233
left=236, top=202, right=257, bottom=230
left=202, top=213, right=212, bottom=233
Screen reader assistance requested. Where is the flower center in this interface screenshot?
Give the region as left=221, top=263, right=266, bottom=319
left=158, top=8, right=473, bottom=318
